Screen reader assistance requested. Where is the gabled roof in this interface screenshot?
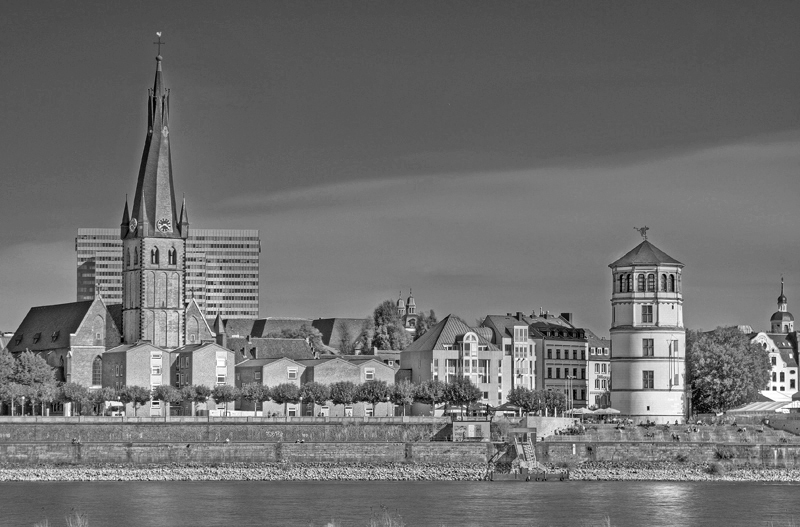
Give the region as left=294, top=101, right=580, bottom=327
left=312, top=317, right=368, bottom=348
left=174, top=341, right=233, bottom=354
left=218, top=317, right=314, bottom=338
left=609, top=240, right=683, bottom=268
left=404, top=315, right=499, bottom=352
left=235, top=356, right=302, bottom=369
left=6, top=301, right=95, bottom=353
left=227, top=337, right=315, bottom=362
left=104, top=342, right=162, bottom=354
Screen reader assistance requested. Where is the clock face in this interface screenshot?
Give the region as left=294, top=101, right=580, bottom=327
left=157, top=218, right=172, bottom=233
left=129, top=218, right=138, bottom=232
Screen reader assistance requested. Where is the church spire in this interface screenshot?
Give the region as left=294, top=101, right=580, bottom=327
left=129, top=53, right=179, bottom=239
left=179, top=194, right=189, bottom=239
left=778, top=276, right=788, bottom=311
left=120, top=197, right=130, bottom=239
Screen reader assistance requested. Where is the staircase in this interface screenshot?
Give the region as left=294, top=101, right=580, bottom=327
left=515, top=436, right=546, bottom=472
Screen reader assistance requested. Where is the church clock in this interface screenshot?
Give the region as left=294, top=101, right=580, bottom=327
left=157, top=218, right=172, bottom=232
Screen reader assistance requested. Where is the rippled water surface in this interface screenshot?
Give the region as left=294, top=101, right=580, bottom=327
left=2, top=480, right=799, bottom=526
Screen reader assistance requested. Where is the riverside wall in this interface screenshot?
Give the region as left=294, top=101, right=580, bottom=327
left=0, top=441, right=491, bottom=466
left=0, top=421, right=443, bottom=444
left=537, top=441, right=800, bottom=468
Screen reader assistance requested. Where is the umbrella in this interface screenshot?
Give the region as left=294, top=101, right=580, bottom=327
left=593, top=407, right=621, bottom=415
left=568, top=408, right=595, bottom=415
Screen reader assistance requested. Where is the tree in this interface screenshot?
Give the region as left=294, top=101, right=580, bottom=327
left=507, top=386, right=537, bottom=415
left=443, top=377, right=482, bottom=416
left=1, top=383, right=25, bottom=416
left=542, top=389, right=566, bottom=415
left=300, top=381, right=330, bottom=416
left=329, top=381, right=358, bottom=414
left=90, top=386, right=118, bottom=416
left=414, top=379, right=446, bottom=417
left=414, top=310, right=438, bottom=340
left=240, top=383, right=271, bottom=416
left=687, top=327, right=771, bottom=414
left=31, top=382, right=59, bottom=416
left=336, top=321, right=357, bottom=355
left=118, top=385, right=151, bottom=417
left=266, top=324, right=325, bottom=352
left=180, top=385, right=198, bottom=416
left=270, top=383, right=301, bottom=417
left=391, top=380, right=416, bottom=416
left=370, top=300, right=411, bottom=351
left=355, top=318, right=375, bottom=354
left=59, top=382, right=89, bottom=416
left=13, top=351, right=55, bottom=387
left=152, top=385, right=183, bottom=418
left=356, top=380, right=391, bottom=416
left=192, top=385, right=213, bottom=415
left=211, top=385, right=239, bottom=416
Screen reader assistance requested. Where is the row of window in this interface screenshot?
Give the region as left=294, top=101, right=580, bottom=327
left=547, top=349, right=586, bottom=360
left=617, top=273, right=678, bottom=294
left=546, top=367, right=587, bottom=379
left=125, top=247, right=179, bottom=267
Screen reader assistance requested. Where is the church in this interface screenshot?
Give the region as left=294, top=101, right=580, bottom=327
left=5, top=52, right=234, bottom=416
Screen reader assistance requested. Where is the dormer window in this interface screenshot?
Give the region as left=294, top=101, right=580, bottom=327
left=51, top=331, right=59, bottom=341
left=32, top=332, right=41, bottom=343
left=15, top=334, right=23, bottom=345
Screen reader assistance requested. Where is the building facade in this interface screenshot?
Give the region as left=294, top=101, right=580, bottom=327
left=750, top=280, right=799, bottom=396
left=77, top=228, right=260, bottom=319
left=609, top=239, right=686, bottom=423
left=586, top=330, right=612, bottom=409
left=481, top=313, right=537, bottom=392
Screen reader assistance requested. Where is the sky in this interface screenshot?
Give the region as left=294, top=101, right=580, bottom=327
left=1, top=1, right=799, bottom=336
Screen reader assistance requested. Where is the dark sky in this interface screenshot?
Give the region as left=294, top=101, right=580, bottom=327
left=1, top=1, right=799, bottom=335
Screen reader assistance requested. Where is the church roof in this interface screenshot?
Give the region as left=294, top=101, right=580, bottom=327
left=771, top=311, right=794, bottom=322
left=6, top=301, right=94, bottom=353
left=227, top=337, right=315, bottom=362
left=609, top=240, right=684, bottom=268
left=127, top=54, right=182, bottom=240
left=311, top=318, right=368, bottom=349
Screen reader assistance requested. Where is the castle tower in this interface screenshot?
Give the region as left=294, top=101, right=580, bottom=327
left=120, top=53, right=188, bottom=349
left=770, top=278, right=794, bottom=333
left=609, top=237, right=685, bottom=423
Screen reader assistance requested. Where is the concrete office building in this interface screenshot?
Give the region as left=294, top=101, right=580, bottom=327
left=76, top=228, right=260, bottom=319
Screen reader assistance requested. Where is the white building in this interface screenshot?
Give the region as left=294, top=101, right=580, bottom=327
left=609, top=238, right=686, bottom=423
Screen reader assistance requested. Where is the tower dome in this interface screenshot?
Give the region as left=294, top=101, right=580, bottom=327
left=771, top=278, right=793, bottom=333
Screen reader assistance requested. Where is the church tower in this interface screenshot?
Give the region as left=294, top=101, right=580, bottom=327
left=120, top=53, right=188, bottom=349
left=770, top=278, right=794, bottom=333
left=609, top=234, right=685, bottom=423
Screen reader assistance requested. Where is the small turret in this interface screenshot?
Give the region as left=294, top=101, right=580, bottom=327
left=406, top=289, right=416, bottom=315
left=179, top=195, right=189, bottom=239
left=120, top=198, right=130, bottom=239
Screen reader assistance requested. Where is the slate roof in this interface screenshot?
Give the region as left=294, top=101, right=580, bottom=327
left=312, top=318, right=368, bottom=349
left=227, top=337, right=315, bottom=362
left=609, top=240, right=684, bottom=268
left=235, top=357, right=290, bottom=368
left=404, top=315, right=499, bottom=352
left=219, top=317, right=314, bottom=338
left=6, top=301, right=94, bottom=353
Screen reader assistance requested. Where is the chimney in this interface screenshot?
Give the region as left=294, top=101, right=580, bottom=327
left=507, top=313, right=513, bottom=317
left=516, top=312, right=523, bottom=321
left=560, top=313, right=573, bottom=324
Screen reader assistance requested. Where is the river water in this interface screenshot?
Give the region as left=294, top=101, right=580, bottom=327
left=1, top=480, right=798, bottom=526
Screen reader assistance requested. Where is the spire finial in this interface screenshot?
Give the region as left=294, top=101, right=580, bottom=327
left=153, top=32, right=165, bottom=57
left=634, top=226, right=649, bottom=240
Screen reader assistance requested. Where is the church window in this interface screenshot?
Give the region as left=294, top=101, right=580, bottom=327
left=647, top=274, right=655, bottom=291
left=92, top=357, right=102, bottom=386
left=168, top=247, right=176, bottom=265
left=669, top=274, right=675, bottom=292
left=626, top=274, right=632, bottom=292
left=660, top=274, right=667, bottom=291
left=126, top=250, right=131, bottom=267
left=151, top=248, right=159, bottom=264
left=134, top=248, right=138, bottom=265
left=637, top=274, right=645, bottom=292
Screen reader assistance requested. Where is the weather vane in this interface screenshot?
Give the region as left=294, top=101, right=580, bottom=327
left=153, top=32, right=165, bottom=55
left=634, top=226, right=649, bottom=240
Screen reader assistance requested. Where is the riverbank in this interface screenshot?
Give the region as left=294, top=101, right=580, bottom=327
left=0, top=462, right=487, bottom=482
left=560, top=461, right=800, bottom=482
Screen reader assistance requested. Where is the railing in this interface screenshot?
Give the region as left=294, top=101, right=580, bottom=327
left=0, top=415, right=450, bottom=425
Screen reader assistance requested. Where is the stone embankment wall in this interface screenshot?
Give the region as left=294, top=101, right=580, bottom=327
left=537, top=441, right=800, bottom=468
left=0, top=441, right=490, bottom=466
left=0, top=422, right=441, bottom=444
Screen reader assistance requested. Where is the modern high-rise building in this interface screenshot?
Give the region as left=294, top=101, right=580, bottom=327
left=76, top=228, right=260, bottom=319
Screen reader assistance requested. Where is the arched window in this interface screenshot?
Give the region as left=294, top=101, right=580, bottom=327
left=126, top=249, right=130, bottom=268
left=151, top=247, right=159, bottom=265
left=660, top=274, right=667, bottom=292
left=626, top=274, right=632, bottom=292
left=92, top=356, right=102, bottom=386
left=134, top=248, right=139, bottom=266
left=669, top=274, right=675, bottom=292
left=647, top=274, right=655, bottom=291
left=617, top=275, right=624, bottom=293
left=637, top=274, right=645, bottom=292
left=168, top=247, right=176, bottom=265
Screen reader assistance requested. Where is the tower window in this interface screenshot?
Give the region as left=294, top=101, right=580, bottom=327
left=134, top=248, right=138, bottom=265
left=151, top=248, right=159, bottom=264
left=168, top=247, right=177, bottom=265
left=643, top=338, right=654, bottom=356
left=626, top=274, right=632, bottom=292
left=641, top=305, right=653, bottom=323
left=126, top=249, right=131, bottom=267
left=92, top=356, right=102, bottom=386
left=618, top=275, right=625, bottom=293
left=669, top=274, right=675, bottom=292
left=637, top=274, right=645, bottom=292
left=647, top=274, right=655, bottom=292
left=660, top=274, right=667, bottom=292
left=642, top=370, right=654, bottom=389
